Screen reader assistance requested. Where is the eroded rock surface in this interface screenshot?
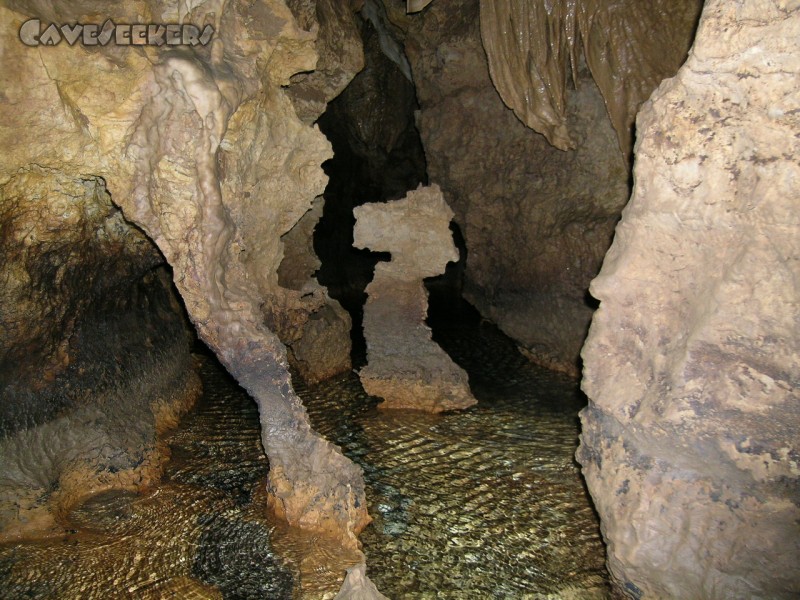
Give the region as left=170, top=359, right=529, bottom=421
left=354, top=185, right=476, bottom=412
left=578, top=1, right=800, bottom=597
left=385, top=0, right=699, bottom=376
left=479, top=0, right=702, bottom=156
left=286, top=0, right=365, bottom=124
left=0, top=170, right=199, bottom=540
left=277, top=197, right=353, bottom=383
left=0, top=0, right=371, bottom=561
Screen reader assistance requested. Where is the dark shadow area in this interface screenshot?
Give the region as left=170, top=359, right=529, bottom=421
left=314, top=15, right=429, bottom=365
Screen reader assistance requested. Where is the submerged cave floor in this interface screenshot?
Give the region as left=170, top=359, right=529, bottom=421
left=298, top=292, right=610, bottom=598
left=0, top=294, right=608, bottom=599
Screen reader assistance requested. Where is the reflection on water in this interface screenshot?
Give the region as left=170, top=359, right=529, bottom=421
left=296, top=296, right=609, bottom=598
left=0, top=297, right=608, bottom=599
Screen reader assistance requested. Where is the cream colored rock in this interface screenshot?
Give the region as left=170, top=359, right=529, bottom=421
left=354, top=184, right=476, bottom=412
left=578, top=0, right=800, bottom=597
left=0, top=0, right=371, bottom=560
left=286, top=0, right=365, bottom=124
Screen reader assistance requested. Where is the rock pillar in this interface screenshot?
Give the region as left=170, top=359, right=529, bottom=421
left=0, top=0, right=370, bottom=552
left=354, top=184, right=476, bottom=412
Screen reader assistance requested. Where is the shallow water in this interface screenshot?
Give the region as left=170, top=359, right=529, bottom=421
left=297, top=296, right=609, bottom=598
left=0, top=297, right=608, bottom=599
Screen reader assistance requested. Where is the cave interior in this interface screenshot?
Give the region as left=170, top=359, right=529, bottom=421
left=1, top=0, right=798, bottom=599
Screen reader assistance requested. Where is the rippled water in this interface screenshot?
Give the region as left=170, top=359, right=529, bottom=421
left=297, top=296, right=609, bottom=598
left=0, top=296, right=608, bottom=599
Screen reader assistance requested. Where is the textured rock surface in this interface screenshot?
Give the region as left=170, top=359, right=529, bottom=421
left=0, top=167, right=199, bottom=539
left=314, top=11, right=428, bottom=331
left=388, top=0, right=626, bottom=376
left=334, top=563, right=390, bottom=600
left=385, top=0, right=700, bottom=376
left=354, top=185, right=476, bottom=412
left=578, top=1, right=800, bottom=597
left=0, top=0, right=371, bottom=561
left=277, top=197, right=353, bottom=383
left=479, top=0, right=702, bottom=156
left=286, top=0, right=365, bottom=124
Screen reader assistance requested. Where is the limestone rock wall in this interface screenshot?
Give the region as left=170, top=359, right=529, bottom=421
left=578, top=0, right=800, bottom=597
left=354, top=185, right=476, bottom=412
left=387, top=0, right=628, bottom=376
left=0, top=171, right=199, bottom=540
left=382, top=0, right=700, bottom=376
left=286, top=0, right=365, bottom=124
left=0, top=0, right=371, bottom=558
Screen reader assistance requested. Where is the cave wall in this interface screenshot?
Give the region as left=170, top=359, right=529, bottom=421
left=0, top=169, right=199, bottom=540
left=0, top=0, right=374, bottom=568
left=385, top=0, right=700, bottom=376
left=578, top=0, right=800, bottom=597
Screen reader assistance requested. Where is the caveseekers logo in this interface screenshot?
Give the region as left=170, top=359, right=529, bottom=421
left=19, top=19, right=215, bottom=47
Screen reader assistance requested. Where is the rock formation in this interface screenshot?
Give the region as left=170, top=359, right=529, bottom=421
left=578, top=0, right=800, bottom=597
left=0, top=0, right=371, bottom=565
left=277, top=197, right=354, bottom=383
left=286, top=0, right=365, bottom=125
left=0, top=171, right=199, bottom=540
left=385, top=0, right=700, bottom=376
left=354, top=184, right=476, bottom=412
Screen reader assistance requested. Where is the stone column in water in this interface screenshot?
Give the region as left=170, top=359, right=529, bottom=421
left=353, top=184, right=477, bottom=412
left=0, top=0, right=371, bottom=555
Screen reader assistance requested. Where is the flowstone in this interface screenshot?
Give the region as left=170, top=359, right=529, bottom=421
left=354, top=184, right=476, bottom=412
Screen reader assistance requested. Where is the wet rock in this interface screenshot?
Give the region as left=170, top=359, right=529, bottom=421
left=0, top=0, right=371, bottom=560
left=578, top=0, right=800, bottom=597
left=334, top=563, right=389, bottom=600
left=479, top=0, right=701, bottom=157
left=286, top=0, right=365, bottom=124
left=277, top=197, right=353, bottom=384
left=354, top=184, right=476, bottom=412
left=0, top=169, right=199, bottom=540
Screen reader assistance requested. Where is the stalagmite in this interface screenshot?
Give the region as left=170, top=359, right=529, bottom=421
left=354, top=184, right=477, bottom=412
left=578, top=0, right=800, bottom=597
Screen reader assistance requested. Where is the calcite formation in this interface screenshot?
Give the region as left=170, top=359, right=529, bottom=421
left=0, top=171, right=199, bottom=540
left=578, top=0, right=800, bottom=597
left=0, top=0, right=370, bottom=563
left=479, top=0, right=702, bottom=156
left=384, top=0, right=700, bottom=376
left=354, top=185, right=476, bottom=412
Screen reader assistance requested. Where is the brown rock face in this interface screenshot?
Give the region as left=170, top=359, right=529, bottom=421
left=578, top=1, right=800, bottom=597
left=391, top=0, right=625, bottom=376
left=354, top=185, right=476, bottom=412
left=386, top=0, right=699, bottom=376
left=0, top=0, right=370, bottom=554
left=0, top=170, right=200, bottom=540
left=479, top=0, right=702, bottom=157
left=277, top=197, right=353, bottom=384
left=286, top=0, right=365, bottom=124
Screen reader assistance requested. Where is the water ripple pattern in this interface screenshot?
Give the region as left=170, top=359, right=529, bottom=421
left=295, top=297, right=609, bottom=598
left=0, top=296, right=608, bottom=599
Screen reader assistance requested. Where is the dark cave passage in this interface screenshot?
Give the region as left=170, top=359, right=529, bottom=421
left=313, top=13, right=445, bottom=363
left=3, top=0, right=793, bottom=597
